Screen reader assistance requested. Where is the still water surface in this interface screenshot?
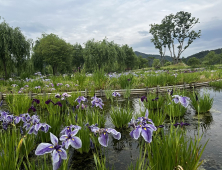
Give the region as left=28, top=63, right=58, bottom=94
left=70, top=87, right=222, bottom=170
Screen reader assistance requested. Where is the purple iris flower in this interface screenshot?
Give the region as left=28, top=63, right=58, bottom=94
left=157, top=125, right=164, bottom=128
left=60, top=128, right=82, bottom=149
left=112, top=91, right=121, bottom=97
left=91, top=96, right=104, bottom=109
left=76, top=104, right=87, bottom=109
left=167, top=89, right=173, bottom=96
left=62, top=93, right=71, bottom=98
left=60, top=125, right=81, bottom=134
left=55, top=94, right=61, bottom=98
left=75, top=96, right=87, bottom=104
left=0, top=111, right=14, bottom=130
left=87, top=124, right=121, bottom=147
left=141, top=96, right=147, bottom=102
left=32, top=99, right=40, bottom=104
left=55, top=101, right=62, bottom=107
left=35, top=133, right=67, bottom=170
left=152, top=97, right=159, bottom=101
left=172, top=95, right=190, bottom=108
left=0, top=100, right=3, bottom=107
left=57, top=83, right=63, bottom=86
left=23, top=115, right=39, bottom=130
left=40, top=123, right=51, bottom=133
left=45, top=99, right=62, bottom=107
left=28, top=106, right=37, bottom=112
left=195, top=93, right=199, bottom=101
left=26, top=115, right=51, bottom=135
left=128, top=109, right=157, bottom=143
left=173, top=122, right=190, bottom=127
left=45, top=99, right=53, bottom=105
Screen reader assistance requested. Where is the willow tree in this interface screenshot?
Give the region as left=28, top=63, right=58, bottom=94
left=0, top=18, right=30, bottom=78
left=83, top=38, right=117, bottom=72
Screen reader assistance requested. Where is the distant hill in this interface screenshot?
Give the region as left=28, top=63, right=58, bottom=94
left=134, top=51, right=172, bottom=62
left=186, top=48, right=222, bottom=60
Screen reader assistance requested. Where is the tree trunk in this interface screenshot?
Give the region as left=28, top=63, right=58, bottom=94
left=2, top=59, right=8, bottom=79
left=53, top=66, right=56, bottom=75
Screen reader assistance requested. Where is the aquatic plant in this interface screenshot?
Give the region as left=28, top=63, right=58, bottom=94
left=190, top=92, right=213, bottom=113
left=146, top=126, right=207, bottom=170
left=110, top=107, right=133, bottom=128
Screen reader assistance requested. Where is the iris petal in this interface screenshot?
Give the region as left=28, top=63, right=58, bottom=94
left=50, top=133, right=58, bottom=145
left=133, top=127, right=142, bottom=139
left=98, top=133, right=109, bottom=147
left=70, top=136, right=82, bottom=149
left=35, top=143, right=54, bottom=155
left=52, top=150, right=60, bottom=163
left=141, top=128, right=152, bottom=143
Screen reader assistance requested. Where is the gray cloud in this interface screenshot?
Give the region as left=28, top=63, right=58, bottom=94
left=0, top=0, right=221, bottom=57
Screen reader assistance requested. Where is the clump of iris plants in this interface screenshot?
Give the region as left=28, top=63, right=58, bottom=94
left=0, top=111, right=50, bottom=135
left=164, top=94, right=190, bottom=118
left=190, top=92, right=213, bottom=113
left=128, top=109, right=157, bottom=143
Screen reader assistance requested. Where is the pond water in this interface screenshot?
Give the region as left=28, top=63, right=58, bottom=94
left=67, top=86, right=222, bottom=170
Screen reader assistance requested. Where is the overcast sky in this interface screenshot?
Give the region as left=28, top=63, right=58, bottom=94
left=1, top=0, right=222, bottom=57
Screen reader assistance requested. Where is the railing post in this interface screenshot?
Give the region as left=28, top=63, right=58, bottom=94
left=157, top=85, right=160, bottom=93
left=29, top=91, right=32, bottom=99
left=146, top=87, right=148, bottom=95
left=183, top=82, right=186, bottom=89
left=85, top=89, right=88, bottom=97
left=100, top=89, right=103, bottom=97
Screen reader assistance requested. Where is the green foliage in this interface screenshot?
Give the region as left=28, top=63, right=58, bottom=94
left=150, top=11, right=201, bottom=64
left=147, top=127, right=207, bottom=170
left=0, top=18, right=30, bottom=78
left=92, top=69, right=108, bottom=89
left=143, top=93, right=165, bottom=110
left=93, top=152, right=108, bottom=170
left=164, top=61, right=171, bottom=66
left=190, top=92, right=214, bottom=113
left=188, top=57, right=200, bottom=66
left=33, top=33, right=72, bottom=75
left=6, top=94, right=31, bottom=115
left=164, top=100, right=187, bottom=118
left=152, top=59, right=160, bottom=68
left=118, top=73, right=134, bottom=89
left=209, top=80, right=222, bottom=88
left=203, top=51, right=221, bottom=65
left=110, top=107, right=133, bottom=128
left=71, top=43, right=84, bottom=69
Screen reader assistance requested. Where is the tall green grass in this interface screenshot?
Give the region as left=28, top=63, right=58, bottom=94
left=110, top=107, right=133, bottom=128
left=190, top=92, right=214, bottom=113
left=147, top=126, right=207, bottom=170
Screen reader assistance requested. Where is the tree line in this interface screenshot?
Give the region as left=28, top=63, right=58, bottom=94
left=0, top=18, right=148, bottom=78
